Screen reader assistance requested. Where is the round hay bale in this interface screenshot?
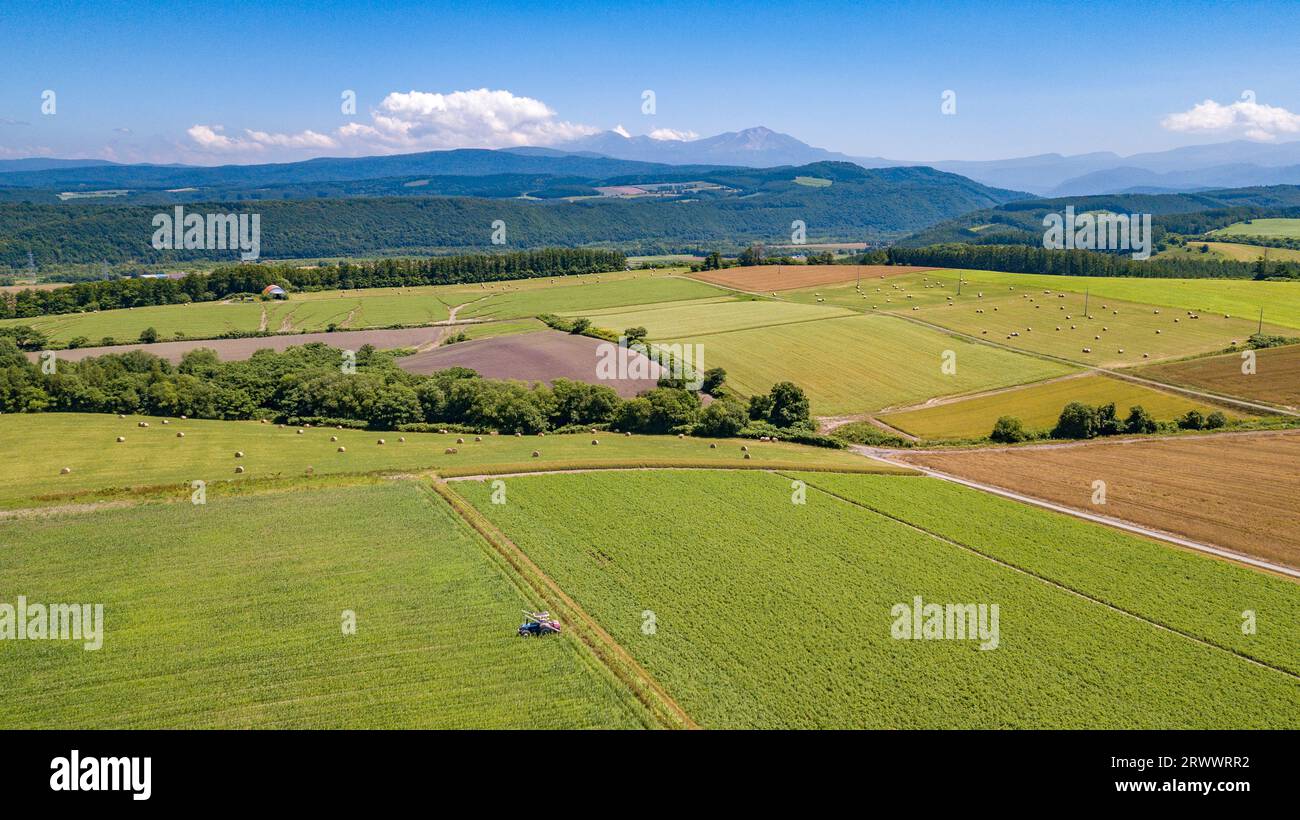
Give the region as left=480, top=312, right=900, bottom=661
left=118, top=414, right=126, bottom=419
left=60, top=466, right=71, bottom=474
left=439, top=429, right=448, bottom=434
left=138, top=421, right=149, bottom=428
left=399, top=436, right=406, bottom=443
left=337, top=446, right=346, bottom=452
left=591, top=439, right=599, bottom=446
left=709, top=443, right=717, bottom=449
left=677, top=433, right=685, bottom=439
left=176, top=432, right=185, bottom=438
left=330, top=436, right=338, bottom=442
left=625, top=431, right=632, bottom=437
left=116, top=436, right=125, bottom=443
left=515, top=432, right=522, bottom=437
left=456, top=437, right=465, bottom=444
left=260, top=419, right=268, bottom=424
left=235, top=451, right=244, bottom=458
left=180, top=415, right=187, bottom=420
left=444, top=447, right=458, bottom=454
left=234, top=466, right=245, bottom=474
left=297, top=429, right=304, bottom=435
left=162, top=420, right=169, bottom=425
left=743, top=453, right=751, bottom=460
left=531, top=450, right=540, bottom=458
left=474, top=436, right=482, bottom=442
left=377, top=438, right=386, bottom=445
left=740, top=445, right=749, bottom=452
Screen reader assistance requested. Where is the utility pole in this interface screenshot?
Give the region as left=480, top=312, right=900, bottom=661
left=1258, top=307, right=1264, bottom=335
left=1084, top=287, right=1090, bottom=317
left=957, top=274, right=963, bottom=296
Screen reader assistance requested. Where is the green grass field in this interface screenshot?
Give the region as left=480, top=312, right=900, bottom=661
left=786, top=268, right=1300, bottom=332
left=456, top=470, right=1299, bottom=728
left=455, top=273, right=725, bottom=321
left=0, top=271, right=723, bottom=346
left=666, top=313, right=1074, bottom=415
left=879, top=373, right=1244, bottom=440
left=794, top=472, right=1300, bottom=676
left=1212, top=218, right=1300, bottom=240
left=0, top=412, right=883, bottom=509
left=1159, top=241, right=1300, bottom=264
left=567, top=297, right=853, bottom=339
left=0, top=482, right=646, bottom=728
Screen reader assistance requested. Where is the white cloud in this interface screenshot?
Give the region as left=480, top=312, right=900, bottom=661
left=186, top=124, right=260, bottom=152
left=187, top=88, right=605, bottom=158
left=187, top=124, right=340, bottom=153
left=648, top=128, right=699, bottom=141
left=1162, top=96, right=1300, bottom=142
left=341, top=88, right=600, bottom=151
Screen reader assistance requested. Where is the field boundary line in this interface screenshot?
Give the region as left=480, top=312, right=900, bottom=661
left=851, top=448, right=1300, bottom=580
left=783, top=472, right=1300, bottom=680
left=429, top=479, right=699, bottom=730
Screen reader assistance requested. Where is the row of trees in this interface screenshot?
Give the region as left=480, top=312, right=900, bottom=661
left=991, top=401, right=1228, bottom=443
left=0, top=248, right=626, bottom=320
left=0, top=338, right=815, bottom=440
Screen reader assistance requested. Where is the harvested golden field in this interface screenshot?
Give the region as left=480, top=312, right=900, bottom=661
left=687, top=264, right=929, bottom=293
left=1136, top=344, right=1300, bottom=410
left=899, top=431, right=1300, bottom=568
left=879, top=373, right=1245, bottom=440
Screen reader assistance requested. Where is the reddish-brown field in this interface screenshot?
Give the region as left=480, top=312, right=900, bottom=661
left=687, top=264, right=929, bottom=292
left=898, top=431, right=1300, bottom=569
left=397, top=330, right=661, bottom=397
left=1136, top=344, right=1300, bottom=409
left=31, top=326, right=446, bottom=364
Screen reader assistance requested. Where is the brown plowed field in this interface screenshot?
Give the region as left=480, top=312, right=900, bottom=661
left=31, top=326, right=446, bottom=364
left=397, top=330, right=662, bottom=397
left=1136, top=344, right=1300, bottom=409
left=899, top=430, right=1300, bottom=568
left=687, top=264, right=930, bottom=292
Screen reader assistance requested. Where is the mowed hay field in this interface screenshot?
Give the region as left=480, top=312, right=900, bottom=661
left=899, top=430, right=1300, bottom=568
left=455, top=470, right=1300, bottom=728
left=454, top=272, right=724, bottom=321
left=1136, top=343, right=1300, bottom=409
left=879, top=373, right=1247, bottom=440
left=566, top=297, right=854, bottom=339
left=910, top=288, right=1276, bottom=368
left=0, top=483, right=646, bottom=728
left=0, top=413, right=884, bottom=509
left=1212, top=218, right=1300, bottom=240
left=1161, top=241, right=1300, bottom=263
left=787, top=268, right=1300, bottom=332
left=686, top=264, right=926, bottom=292
left=664, top=313, right=1074, bottom=415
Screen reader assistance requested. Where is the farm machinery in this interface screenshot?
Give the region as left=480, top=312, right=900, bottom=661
left=518, top=610, right=562, bottom=637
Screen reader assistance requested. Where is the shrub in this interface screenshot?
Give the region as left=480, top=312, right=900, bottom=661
left=1178, top=410, right=1206, bottom=430
left=1052, top=401, right=1100, bottom=439
left=1206, top=410, right=1228, bottom=429
left=701, top=367, right=727, bottom=396
left=990, top=416, right=1029, bottom=443
left=1123, top=405, right=1158, bottom=434
left=139, top=327, right=159, bottom=344
left=694, top=398, right=749, bottom=437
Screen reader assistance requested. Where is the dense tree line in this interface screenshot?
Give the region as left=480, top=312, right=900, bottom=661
left=882, top=243, right=1294, bottom=279
left=0, top=249, right=625, bottom=319
left=0, top=338, right=819, bottom=442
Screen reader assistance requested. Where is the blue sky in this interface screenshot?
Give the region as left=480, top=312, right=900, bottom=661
left=2, top=0, right=1298, bottom=164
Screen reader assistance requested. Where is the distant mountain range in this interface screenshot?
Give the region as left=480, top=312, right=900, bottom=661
left=552, top=127, right=1300, bottom=197
left=9, top=124, right=1300, bottom=209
